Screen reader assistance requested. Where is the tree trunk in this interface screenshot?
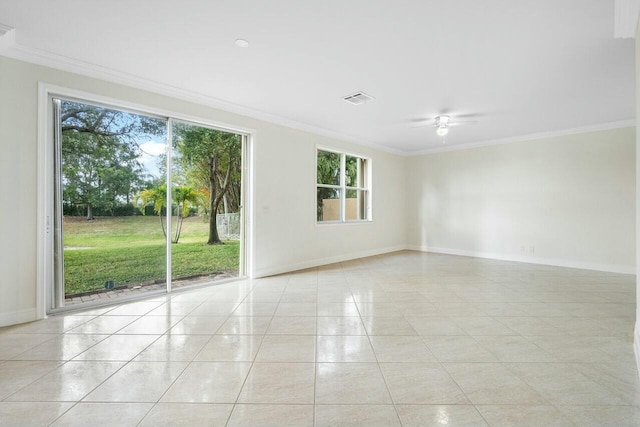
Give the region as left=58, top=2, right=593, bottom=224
left=174, top=212, right=183, bottom=244
left=207, top=170, right=222, bottom=245
left=207, top=201, right=222, bottom=245
left=208, top=212, right=221, bottom=245
left=159, top=212, right=166, bottom=238
left=87, top=203, right=94, bottom=221
left=206, top=151, right=235, bottom=245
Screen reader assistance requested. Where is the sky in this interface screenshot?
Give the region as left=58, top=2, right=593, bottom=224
left=138, top=140, right=165, bottom=179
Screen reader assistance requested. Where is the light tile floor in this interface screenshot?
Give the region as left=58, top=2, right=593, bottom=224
left=1, top=251, right=639, bottom=426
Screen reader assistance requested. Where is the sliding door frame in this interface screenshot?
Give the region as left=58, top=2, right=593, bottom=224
left=37, top=83, right=255, bottom=318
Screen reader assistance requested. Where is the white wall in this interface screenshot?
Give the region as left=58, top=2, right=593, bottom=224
left=1, top=54, right=636, bottom=329
left=406, top=128, right=636, bottom=273
left=249, top=122, right=407, bottom=277
left=634, top=20, right=640, bottom=375
left=0, top=56, right=407, bottom=326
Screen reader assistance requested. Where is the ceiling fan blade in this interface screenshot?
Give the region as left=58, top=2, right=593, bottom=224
left=409, top=118, right=434, bottom=124
left=449, top=120, right=478, bottom=127
left=453, top=113, right=483, bottom=119
left=410, top=123, right=436, bottom=128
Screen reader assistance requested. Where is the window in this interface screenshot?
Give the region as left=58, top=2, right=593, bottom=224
left=316, top=148, right=371, bottom=222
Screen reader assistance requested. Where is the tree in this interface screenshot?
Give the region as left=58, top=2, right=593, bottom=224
left=173, top=124, right=241, bottom=245
left=135, top=184, right=204, bottom=243
left=172, top=186, right=206, bottom=243
left=60, top=100, right=165, bottom=219
left=316, top=150, right=358, bottom=221
left=135, top=185, right=168, bottom=236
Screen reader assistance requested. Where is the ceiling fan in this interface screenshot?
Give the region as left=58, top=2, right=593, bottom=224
left=412, top=114, right=478, bottom=142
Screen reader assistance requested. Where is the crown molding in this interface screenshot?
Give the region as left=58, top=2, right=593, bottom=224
left=407, top=120, right=636, bottom=156
left=0, top=23, right=13, bottom=36
left=0, top=42, right=406, bottom=157
left=0, top=42, right=635, bottom=158
left=614, top=0, right=640, bottom=38
left=0, top=23, right=15, bottom=51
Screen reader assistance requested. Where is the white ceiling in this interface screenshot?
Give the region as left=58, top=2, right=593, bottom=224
left=0, top=0, right=635, bottom=153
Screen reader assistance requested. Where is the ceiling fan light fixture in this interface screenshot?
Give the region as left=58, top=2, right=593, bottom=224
left=436, top=125, right=449, bottom=137
left=435, top=115, right=450, bottom=127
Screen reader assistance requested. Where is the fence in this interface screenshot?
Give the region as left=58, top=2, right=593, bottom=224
left=217, top=212, right=241, bottom=240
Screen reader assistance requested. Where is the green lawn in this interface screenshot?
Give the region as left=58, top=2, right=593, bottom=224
left=63, top=216, right=239, bottom=295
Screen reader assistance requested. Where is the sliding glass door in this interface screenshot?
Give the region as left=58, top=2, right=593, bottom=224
left=169, top=121, right=243, bottom=290
left=50, top=97, right=244, bottom=311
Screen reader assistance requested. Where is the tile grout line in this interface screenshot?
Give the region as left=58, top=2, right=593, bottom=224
left=313, top=268, right=319, bottom=427
left=139, top=297, right=237, bottom=420
left=222, top=280, right=282, bottom=427
left=43, top=304, right=166, bottom=426
left=351, top=269, right=406, bottom=426
left=398, top=283, right=489, bottom=426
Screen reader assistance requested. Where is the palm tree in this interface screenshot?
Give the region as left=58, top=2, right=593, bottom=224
left=135, top=184, right=168, bottom=237
left=172, top=186, right=206, bottom=243
left=135, top=184, right=204, bottom=243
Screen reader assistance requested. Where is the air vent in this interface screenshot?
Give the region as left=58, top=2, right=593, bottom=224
left=342, top=92, right=375, bottom=105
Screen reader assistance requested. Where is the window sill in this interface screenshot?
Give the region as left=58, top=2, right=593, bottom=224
left=315, top=220, right=373, bottom=227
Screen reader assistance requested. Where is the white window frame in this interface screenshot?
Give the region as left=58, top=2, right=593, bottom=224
left=316, top=146, right=372, bottom=224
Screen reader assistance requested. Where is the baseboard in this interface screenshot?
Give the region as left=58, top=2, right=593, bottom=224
left=252, top=245, right=406, bottom=278
left=407, top=245, right=635, bottom=275
left=0, top=308, right=37, bottom=328
left=255, top=244, right=635, bottom=277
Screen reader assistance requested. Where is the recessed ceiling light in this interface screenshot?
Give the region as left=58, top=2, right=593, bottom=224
left=235, top=39, right=249, bottom=48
